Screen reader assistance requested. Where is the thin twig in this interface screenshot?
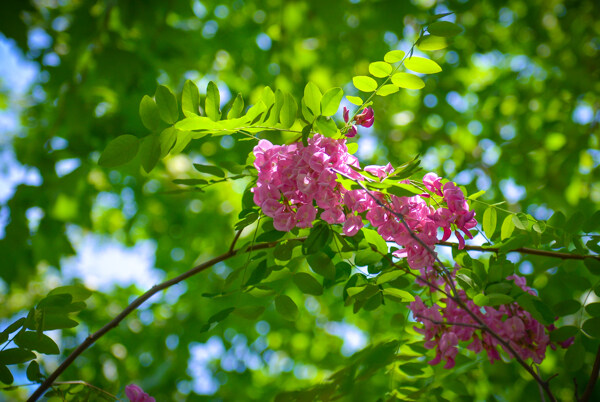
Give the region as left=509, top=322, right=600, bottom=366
left=415, top=315, right=485, bottom=330
left=229, top=229, right=243, bottom=252
left=437, top=241, right=600, bottom=261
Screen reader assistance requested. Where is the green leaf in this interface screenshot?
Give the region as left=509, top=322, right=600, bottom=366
left=586, top=302, right=600, bottom=316
left=280, top=92, right=297, bottom=129
left=500, top=214, right=515, bottom=240
left=303, top=82, right=322, bottom=116
left=347, top=143, right=358, bottom=154
left=0, top=348, right=36, bottom=365
left=182, top=79, right=200, bottom=117
left=193, top=163, right=225, bottom=178
left=362, top=228, right=388, bottom=254
left=585, top=259, right=600, bottom=275
left=355, top=249, right=382, bottom=266
left=486, top=293, right=514, bottom=306
left=139, top=134, right=161, bottom=173
left=553, top=300, right=581, bottom=316
left=584, top=317, right=600, bottom=338
left=369, top=61, right=393, bottom=78
left=274, top=295, right=298, bottom=320
left=293, top=273, right=323, bottom=296
left=383, top=288, right=415, bottom=302
left=549, top=326, right=579, bottom=342
left=2, top=318, right=26, bottom=335
left=0, top=365, right=13, bottom=385
left=158, top=127, right=177, bottom=158
left=564, top=338, right=584, bottom=372
left=154, top=85, right=178, bottom=124
left=320, top=87, right=343, bottom=117
left=417, top=35, right=448, bottom=51
left=26, top=360, right=42, bottom=382
left=26, top=314, right=79, bottom=331
left=376, top=271, right=405, bottom=285
left=512, top=213, right=529, bottom=230
left=483, top=207, right=497, bottom=239
left=384, top=50, right=406, bottom=63
left=404, top=57, right=442, bottom=74
left=302, top=223, right=331, bottom=254
left=98, top=135, right=140, bottom=168
left=391, top=73, right=425, bottom=90
left=227, top=93, right=245, bottom=119
left=583, top=211, right=600, bottom=233
left=170, top=130, right=192, bottom=154
left=266, top=89, right=284, bottom=126
left=376, top=84, right=399, bottom=96
left=15, top=331, right=59, bottom=354
left=473, top=294, right=490, bottom=306
left=232, top=306, right=265, bottom=320
left=48, top=286, right=92, bottom=303
left=428, top=21, right=464, bottom=37
left=205, top=81, right=221, bottom=121
left=353, top=76, right=378, bottom=92
left=307, top=252, right=336, bottom=280
left=315, top=116, right=338, bottom=137
left=139, top=95, right=161, bottom=131
left=208, top=307, right=235, bottom=324
left=346, top=96, right=363, bottom=106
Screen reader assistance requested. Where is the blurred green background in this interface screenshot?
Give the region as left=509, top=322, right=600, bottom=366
left=0, top=0, right=599, bottom=400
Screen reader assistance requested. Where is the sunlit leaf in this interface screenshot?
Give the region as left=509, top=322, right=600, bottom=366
left=384, top=50, right=406, bottom=63
left=353, top=76, right=378, bottom=92
left=139, top=95, right=161, bottom=131
left=404, top=57, right=442, bottom=74
left=483, top=207, right=497, bottom=239
left=501, top=215, right=515, bottom=240
left=303, top=81, right=322, bottom=116
left=369, top=61, right=393, bottom=78
left=280, top=92, right=297, bottom=129
left=376, top=84, right=399, bottom=96
left=205, top=81, right=221, bottom=121
left=417, top=35, right=448, bottom=51
left=391, top=73, right=425, bottom=89
left=139, top=134, right=161, bottom=173
left=320, top=87, right=343, bottom=117
left=182, top=79, right=200, bottom=117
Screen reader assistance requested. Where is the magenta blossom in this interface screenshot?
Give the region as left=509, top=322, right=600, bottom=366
left=125, top=384, right=155, bottom=402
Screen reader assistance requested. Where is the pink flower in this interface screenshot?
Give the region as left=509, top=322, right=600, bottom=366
left=355, top=107, right=374, bottom=128
left=343, top=106, right=350, bottom=123
left=423, top=173, right=443, bottom=196
left=343, top=214, right=363, bottom=236
left=346, top=126, right=357, bottom=138
left=125, top=384, right=155, bottom=402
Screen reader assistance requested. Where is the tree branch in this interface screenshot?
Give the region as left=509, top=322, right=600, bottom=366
left=437, top=241, right=600, bottom=261
left=27, top=237, right=303, bottom=401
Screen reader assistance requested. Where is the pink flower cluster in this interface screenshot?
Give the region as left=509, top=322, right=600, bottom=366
left=409, top=275, right=560, bottom=369
left=252, top=134, right=362, bottom=232
left=252, top=135, right=476, bottom=282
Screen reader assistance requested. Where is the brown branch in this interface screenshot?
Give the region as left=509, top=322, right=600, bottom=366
left=437, top=241, right=600, bottom=261
left=579, top=344, right=600, bottom=401
left=27, top=237, right=304, bottom=401
left=415, top=315, right=484, bottom=330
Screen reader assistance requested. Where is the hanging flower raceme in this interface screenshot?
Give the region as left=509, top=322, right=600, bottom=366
left=408, top=274, right=571, bottom=369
